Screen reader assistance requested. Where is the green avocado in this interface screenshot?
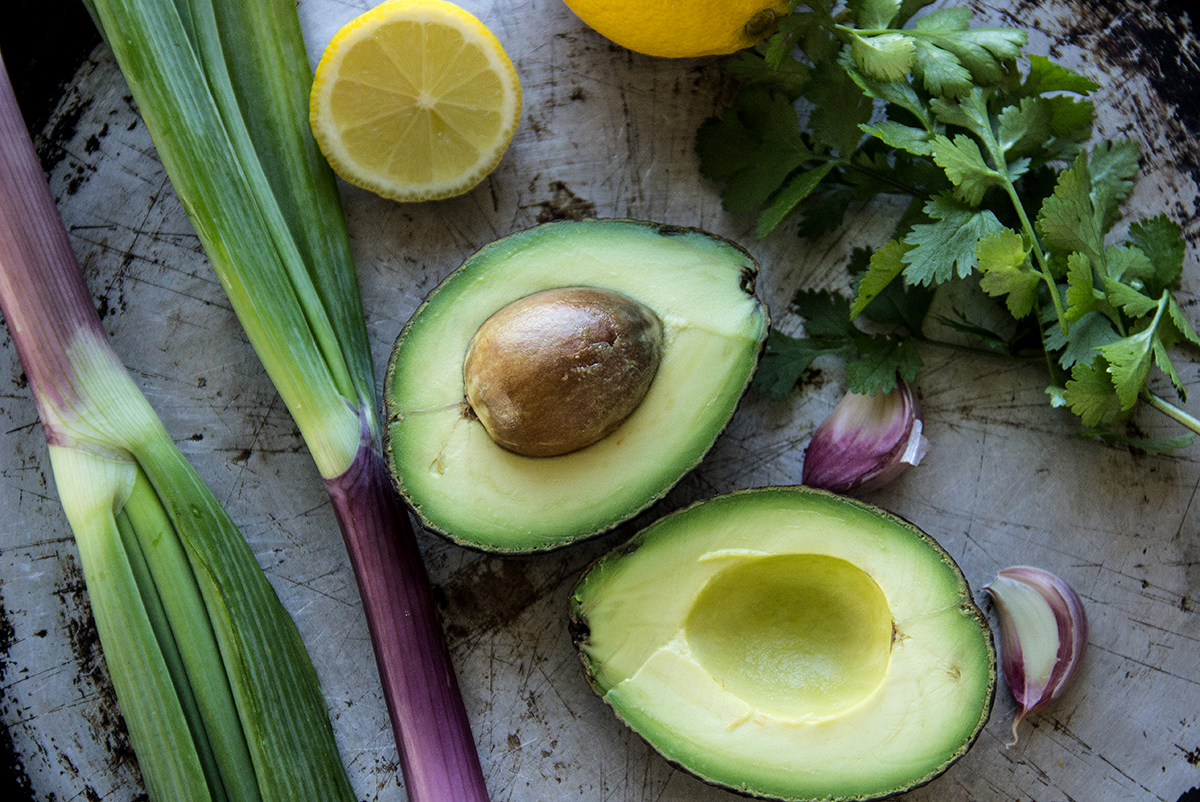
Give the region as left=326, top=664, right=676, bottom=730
left=382, top=219, right=768, bottom=552
left=569, top=487, right=996, bottom=801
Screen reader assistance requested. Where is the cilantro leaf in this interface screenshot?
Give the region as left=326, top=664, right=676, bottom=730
left=845, top=337, right=923, bottom=394
left=1104, top=243, right=1156, bottom=285
left=796, top=7, right=842, bottom=65
left=910, top=9, right=1026, bottom=93
left=757, top=284, right=929, bottom=399
left=1045, top=310, right=1122, bottom=369
left=1006, top=156, right=1032, bottom=184
left=756, top=162, right=837, bottom=237
left=795, top=184, right=855, bottom=237
left=1018, top=54, right=1099, bottom=97
left=931, top=133, right=1004, bottom=204
left=851, top=239, right=910, bottom=318
left=851, top=32, right=917, bottom=81
left=752, top=289, right=864, bottom=397
left=1128, top=214, right=1186, bottom=292
left=861, top=120, right=933, bottom=156
left=997, top=96, right=1054, bottom=160
left=855, top=256, right=936, bottom=333
left=1044, top=95, right=1095, bottom=143
left=935, top=33, right=1020, bottom=88
left=1063, top=359, right=1127, bottom=427
left=1046, top=384, right=1069, bottom=408
left=1167, top=295, right=1200, bottom=347
left=793, top=289, right=855, bottom=338
left=695, top=87, right=813, bottom=214
left=1101, top=275, right=1158, bottom=318
left=977, top=228, right=1040, bottom=317
left=1063, top=251, right=1099, bottom=321
left=1088, top=139, right=1141, bottom=229
left=850, top=0, right=901, bottom=29
left=752, top=330, right=855, bottom=399
left=1036, top=151, right=1104, bottom=262
left=903, top=194, right=1005, bottom=284
left=913, top=37, right=975, bottom=97
left=929, top=90, right=989, bottom=135
left=1099, top=325, right=1156, bottom=409
left=726, top=49, right=811, bottom=97
left=806, top=58, right=873, bottom=155
left=838, top=149, right=939, bottom=202
left=1152, top=337, right=1186, bottom=399
left=912, top=9, right=971, bottom=37
left=841, top=50, right=937, bottom=128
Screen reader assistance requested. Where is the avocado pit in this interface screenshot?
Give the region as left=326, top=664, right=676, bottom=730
left=463, top=286, right=664, bottom=457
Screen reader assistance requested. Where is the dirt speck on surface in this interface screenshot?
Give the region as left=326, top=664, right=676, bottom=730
left=533, top=181, right=597, bottom=223
left=0, top=602, right=37, bottom=802
left=1002, top=0, right=1200, bottom=238
left=437, top=557, right=541, bottom=643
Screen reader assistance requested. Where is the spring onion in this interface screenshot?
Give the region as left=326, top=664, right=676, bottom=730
left=79, top=0, right=491, bottom=799
left=0, top=56, right=355, bottom=802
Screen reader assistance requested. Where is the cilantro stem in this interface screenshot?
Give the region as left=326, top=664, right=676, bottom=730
left=842, top=158, right=931, bottom=201
left=1142, top=391, right=1200, bottom=436
left=914, top=334, right=1041, bottom=363
left=970, top=113, right=1071, bottom=337
left=1000, top=181, right=1067, bottom=335
left=834, top=25, right=906, bottom=37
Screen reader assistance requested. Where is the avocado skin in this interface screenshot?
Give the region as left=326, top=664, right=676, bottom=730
left=382, top=219, right=769, bottom=553
left=568, top=486, right=997, bottom=802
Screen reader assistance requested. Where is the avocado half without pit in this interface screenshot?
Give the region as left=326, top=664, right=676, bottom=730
left=383, top=219, right=769, bottom=552
left=569, top=487, right=996, bottom=802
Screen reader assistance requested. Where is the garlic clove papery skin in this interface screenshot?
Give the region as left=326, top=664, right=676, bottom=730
left=801, top=377, right=929, bottom=494
left=983, top=566, right=1087, bottom=745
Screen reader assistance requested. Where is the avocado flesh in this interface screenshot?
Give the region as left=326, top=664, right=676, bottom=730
left=383, top=219, right=767, bottom=552
left=570, top=487, right=995, bottom=801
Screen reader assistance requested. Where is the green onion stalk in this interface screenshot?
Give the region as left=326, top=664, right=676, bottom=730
left=78, top=0, right=492, bottom=799
left=0, top=56, right=356, bottom=802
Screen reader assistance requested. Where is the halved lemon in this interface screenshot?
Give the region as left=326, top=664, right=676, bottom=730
left=310, top=0, right=522, bottom=202
left=562, top=0, right=789, bottom=58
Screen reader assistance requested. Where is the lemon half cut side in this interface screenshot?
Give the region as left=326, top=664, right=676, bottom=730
left=310, top=0, right=523, bottom=202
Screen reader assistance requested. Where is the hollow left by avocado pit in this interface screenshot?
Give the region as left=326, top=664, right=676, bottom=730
left=685, top=553, right=894, bottom=719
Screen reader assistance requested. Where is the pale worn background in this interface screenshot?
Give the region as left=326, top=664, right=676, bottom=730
left=2, top=1, right=1199, bottom=800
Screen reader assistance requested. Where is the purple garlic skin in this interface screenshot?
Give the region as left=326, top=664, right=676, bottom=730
left=801, top=377, right=928, bottom=494
left=983, top=566, right=1088, bottom=744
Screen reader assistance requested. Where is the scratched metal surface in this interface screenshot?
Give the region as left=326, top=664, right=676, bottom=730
left=1, top=0, right=1199, bottom=800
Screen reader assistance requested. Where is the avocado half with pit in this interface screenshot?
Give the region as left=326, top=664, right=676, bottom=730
left=382, top=219, right=768, bottom=552
left=569, top=486, right=996, bottom=801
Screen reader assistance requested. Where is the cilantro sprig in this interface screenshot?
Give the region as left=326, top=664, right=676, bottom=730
left=701, top=0, right=1200, bottom=447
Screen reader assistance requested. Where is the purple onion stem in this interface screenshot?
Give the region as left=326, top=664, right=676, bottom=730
left=325, top=441, right=490, bottom=802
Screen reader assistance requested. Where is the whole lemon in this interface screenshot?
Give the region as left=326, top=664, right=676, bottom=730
left=562, top=0, right=790, bottom=58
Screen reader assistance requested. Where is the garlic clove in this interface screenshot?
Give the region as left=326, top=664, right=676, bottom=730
left=983, top=566, right=1087, bottom=744
left=801, top=377, right=928, bottom=494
